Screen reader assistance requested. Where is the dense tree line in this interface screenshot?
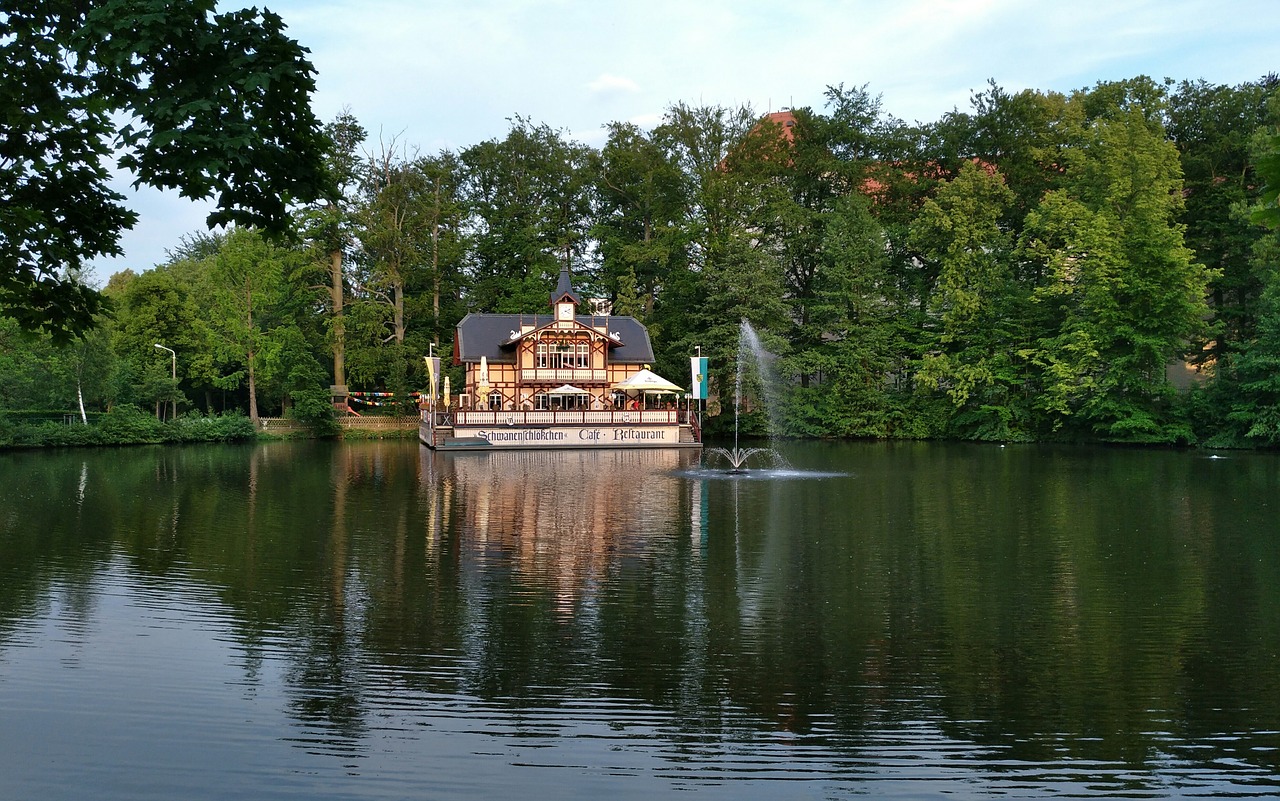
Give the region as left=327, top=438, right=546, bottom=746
left=4, top=74, right=1280, bottom=446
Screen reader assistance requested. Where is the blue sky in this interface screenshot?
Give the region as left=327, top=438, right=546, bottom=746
left=90, top=0, right=1280, bottom=281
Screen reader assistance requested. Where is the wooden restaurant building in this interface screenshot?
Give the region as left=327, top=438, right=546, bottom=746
left=420, top=269, right=702, bottom=450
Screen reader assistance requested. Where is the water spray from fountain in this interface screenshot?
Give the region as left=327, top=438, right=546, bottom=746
left=706, top=320, right=789, bottom=473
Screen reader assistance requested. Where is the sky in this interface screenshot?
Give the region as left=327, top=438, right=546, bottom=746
left=88, top=0, right=1280, bottom=282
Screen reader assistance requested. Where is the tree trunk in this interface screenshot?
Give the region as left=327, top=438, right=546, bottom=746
left=394, top=281, right=406, bottom=344
left=330, top=248, right=345, bottom=386
left=248, top=347, right=259, bottom=425
left=246, top=279, right=259, bottom=426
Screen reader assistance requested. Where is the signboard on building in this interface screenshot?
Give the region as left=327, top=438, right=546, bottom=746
left=451, top=426, right=682, bottom=448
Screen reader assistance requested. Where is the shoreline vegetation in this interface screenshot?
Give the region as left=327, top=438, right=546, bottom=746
left=0, top=409, right=419, bottom=449
left=4, top=61, right=1280, bottom=449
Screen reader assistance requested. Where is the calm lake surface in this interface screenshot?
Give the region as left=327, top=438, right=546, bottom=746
left=2, top=440, right=1278, bottom=800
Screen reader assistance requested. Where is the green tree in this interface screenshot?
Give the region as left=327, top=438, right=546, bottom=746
left=200, top=228, right=312, bottom=425
left=413, top=151, right=467, bottom=350
left=1203, top=111, right=1280, bottom=445
left=1206, top=228, right=1280, bottom=443
left=911, top=161, right=1023, bottom=438
left=1, top=0, right=326, bottom=341
left=299, top=110, right=367, bottom=389
left=650, top=103, right=787, bottom=407
left=1168, top=78, right=1279, bottom=359
left=354, top=141, right=431, bottom=350
left=594, top=121, right=688, bottom=319
left=1022, top=105, right=1212, bottom=442
left=787, top=194, right=903, bottom=437
left=108, top=268, right=202, bottom=417
left=460, top=118, right=596, bottom=313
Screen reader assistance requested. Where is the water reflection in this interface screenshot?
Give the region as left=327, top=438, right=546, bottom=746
left=0, top=442, right=1278, bottom=799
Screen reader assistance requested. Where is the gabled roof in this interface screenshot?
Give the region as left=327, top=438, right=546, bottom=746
left=455, top=313, right=655, bottom=365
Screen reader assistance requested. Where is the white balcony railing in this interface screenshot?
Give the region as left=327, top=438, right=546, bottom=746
left=518, top=368, right=608, bottom=383
left=443, top=410, right=683, bottom=426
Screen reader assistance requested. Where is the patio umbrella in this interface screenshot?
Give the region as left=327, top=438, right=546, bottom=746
left=548, top=384, right=590, bottom=395
left=611, top=368, right=683, bottom=393
left=443, top=376, right=451, bottom=409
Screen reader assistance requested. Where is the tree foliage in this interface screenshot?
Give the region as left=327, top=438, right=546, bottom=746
left=4, top=70, right=1279, bottom=448
left=0, top=0, right=326, bottom=341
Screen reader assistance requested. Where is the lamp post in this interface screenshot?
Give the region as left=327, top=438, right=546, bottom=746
left=154, top=343, right=176, bottom=421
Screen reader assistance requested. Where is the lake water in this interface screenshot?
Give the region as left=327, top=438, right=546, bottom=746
left=1, top=440, right=1278, bottom=800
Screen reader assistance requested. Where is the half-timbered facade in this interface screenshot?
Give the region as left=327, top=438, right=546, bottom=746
left=453, top=269, right=655, bottom=411
left=421, top=269, right=701, bottom=450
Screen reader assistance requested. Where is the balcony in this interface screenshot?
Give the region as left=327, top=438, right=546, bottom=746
left=519, top=368, right=607, bottom=383
left=433, top=409, right=687, bottom=427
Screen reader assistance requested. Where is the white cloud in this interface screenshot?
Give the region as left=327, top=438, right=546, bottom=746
left=588, top=73, right=642, bottom=95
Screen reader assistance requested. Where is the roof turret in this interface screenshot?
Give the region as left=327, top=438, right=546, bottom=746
left=551, top=266, right=581, bottom=306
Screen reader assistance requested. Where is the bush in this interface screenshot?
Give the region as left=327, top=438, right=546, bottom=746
left=288, top=387, right=340, bottom=437
left=170, top=412, right=256, bottom=442
left=0, top=407, right=257, bottom=449
left=97, top=405, right=167, bottom=444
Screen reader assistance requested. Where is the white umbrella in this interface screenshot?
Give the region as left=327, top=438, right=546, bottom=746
left=612, top=368, right=682, bottom=393
left=443, top=376, right=451, bottom=409
left=548, top=384, right=590, bottom=395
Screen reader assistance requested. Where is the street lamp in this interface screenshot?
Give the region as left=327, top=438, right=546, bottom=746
left=154, top=343, right=176, bottom=421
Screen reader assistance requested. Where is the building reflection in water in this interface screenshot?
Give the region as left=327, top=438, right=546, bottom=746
left=417, top=447, right=702, bottom=614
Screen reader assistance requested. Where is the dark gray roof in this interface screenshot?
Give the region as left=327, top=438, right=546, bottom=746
left=551, top=267, right=581, bottom=305
left=455, top=313, right=655, bottom=365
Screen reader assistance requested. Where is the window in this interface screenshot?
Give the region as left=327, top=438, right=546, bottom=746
left=534, top=392, right=549, bottom=410
left=535, top=339, right=589, bottom=370
left=489, top=391, right=503, bottom=410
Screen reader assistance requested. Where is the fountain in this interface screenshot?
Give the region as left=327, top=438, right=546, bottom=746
left=704, top=320, right=790, bottom=474
left=681, top=320, right=843, bottom=481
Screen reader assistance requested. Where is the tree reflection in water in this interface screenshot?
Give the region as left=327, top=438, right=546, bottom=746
left=0, top=441, right=1278, bottom=797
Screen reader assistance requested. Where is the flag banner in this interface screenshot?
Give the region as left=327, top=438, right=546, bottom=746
left=425, top=357, right=440, bottom=401
left=690, top=356, right=709, bottom=400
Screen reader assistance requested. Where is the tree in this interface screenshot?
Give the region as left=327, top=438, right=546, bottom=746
left=413, top=151, right=467, bottom=349
left=109, top=267, right=202, bottom=417
left=354, top=140, right=430, bottom=350
left=201, top=228, right=309, bottom=425
left=786, top=193, right=902, bottom=437
left=1168, top=78, right=1279, bottom=358
left=910, top=162, right=1024, bottom=438
left=650, top=103, right=786, bottom=403
left=299, top=110, right=367, bottom=390
left=0, top=0, right=327, bottom=341
left=594, top=121, right=688, bottom=319
left=460, top=118, right=597, bottom=313
left=1021, top=105, right=1212, bottom=442
left=1251, top=97, right=1280, bottom=229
